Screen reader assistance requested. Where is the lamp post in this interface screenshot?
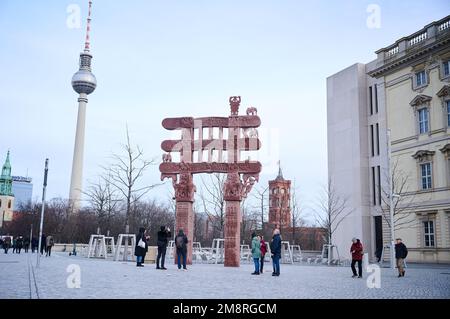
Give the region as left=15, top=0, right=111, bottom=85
left=37, top=159, right=49, bottom=267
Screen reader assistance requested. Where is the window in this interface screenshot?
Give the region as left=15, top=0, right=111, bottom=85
left=376, top=123, right=380, bottom=155
left=447, top=100, right=450, bottom=127
left=8, top=201, right=11, bottom=209
left=416, top=70, right=427, bottom=86
left=370, top=125, right=374, bottom=157
left=418, top=108, right=429, bottom=134
left=377, top=166, right=381, bottom=205
left=372, top=167, right=376, bottom=206
left=374, top=84, right=379, bottom=113
left=420, top=163, right=432, bottom=190
left=369, top=86, right=373, bottom=115
left=280, top=188, right=285, bottom=194
left=444, top=60, right=450, bottom=77
left=423, top=220, right=435, bottom=247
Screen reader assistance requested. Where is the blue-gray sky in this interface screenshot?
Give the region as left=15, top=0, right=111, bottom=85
left=0, top=1, right=448, bottom=219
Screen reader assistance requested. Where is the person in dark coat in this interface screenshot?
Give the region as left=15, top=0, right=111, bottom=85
left=40, top=234, right=47, bottom=255
left=3, top=236, right=11, bottom=254
left=31, top=237, right=38, bottom=253
left=24, top=237, right=30, bottom=253
left=141, top=233, right=150, bottom=265
left=12, top=238, right=17, bottom=253
left=156, top=225, right=171, bottom=270
left=175, top=229, right=188, bottom=271
left=270, top=229, right=282, bottom=276
left=395, top=238, right=408, bottom=277
left=16, top=236, right=24, bottom=254
left=135, top=227, right=147, bottom=267
left=375, top=246, right=382, bottom=263
left=350, top=237, right=363, bottom=278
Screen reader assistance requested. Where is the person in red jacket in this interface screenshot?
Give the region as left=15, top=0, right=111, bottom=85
left=259, top=236, right=267, bottom=274
left=350, top=237, right=363, bottom=278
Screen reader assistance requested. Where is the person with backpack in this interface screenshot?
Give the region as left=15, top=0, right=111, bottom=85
left=135, top=227, right=147, bottom=267
left=395, top=238, right=408, bottom=277
left=260, top=235, right=267, bottom=274
left=46, top=235, right=54, bottom=257
left=251, top=233, right=261, bottom=275
left=175, top=229, right=188, bottom=271
left=350, top=237, right=363, bottom=278
left=270, top=229, right=282, bottom=276
left=156, top=225, right=171, bottom=270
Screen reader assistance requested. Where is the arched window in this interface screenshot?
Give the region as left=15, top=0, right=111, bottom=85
left=8, top=200, right=12, bottom=209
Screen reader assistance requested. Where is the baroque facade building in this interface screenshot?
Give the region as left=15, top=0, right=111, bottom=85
left=327, top=15, right=450, bottom=263
left=0, top=151, right=14, bottom=227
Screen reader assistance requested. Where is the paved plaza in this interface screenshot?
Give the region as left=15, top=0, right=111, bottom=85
left=0, top=252, right=449, bottom=299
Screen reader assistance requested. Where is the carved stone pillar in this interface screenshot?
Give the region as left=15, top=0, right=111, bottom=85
left=224, top=172, right=243, bottom=267
left=174, top=173, right=195, bottom=265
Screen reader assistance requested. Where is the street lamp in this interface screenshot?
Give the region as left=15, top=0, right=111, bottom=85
left=37, top=159, right=49, bottom=267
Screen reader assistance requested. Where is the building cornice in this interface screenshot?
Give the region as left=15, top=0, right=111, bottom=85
left=368, top=15, right=450, bottom=78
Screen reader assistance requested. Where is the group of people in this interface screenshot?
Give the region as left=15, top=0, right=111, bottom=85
left=0, top=234, right=54, bottom=256
left=350, top=237, right=408, bottom=278
left=251, top=228, right=282, bottom=276
left=135, top=226, right=188, bottom=271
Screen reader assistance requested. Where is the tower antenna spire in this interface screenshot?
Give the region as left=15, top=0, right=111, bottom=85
left=84, top=0, right=93, bottom=52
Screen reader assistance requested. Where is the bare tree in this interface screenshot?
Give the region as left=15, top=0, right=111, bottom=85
left=290, top=181, right=306, bottom=244
left=314, top=179, right=354, bottom=245
left=251, top=185, right=269, bottom=229
left=380, top=160, right=422, bottom=232
left=83, top=172, right=120, bottom=233
left=105, top=127, right=160, bottom=232
left=199, top=173, right=226, bottom=238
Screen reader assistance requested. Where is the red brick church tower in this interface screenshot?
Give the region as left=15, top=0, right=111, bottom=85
left=268, top=165, right=291, bottom=228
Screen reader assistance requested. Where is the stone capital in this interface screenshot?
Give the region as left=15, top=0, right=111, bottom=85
left=174, top=173, right=196, bottom=202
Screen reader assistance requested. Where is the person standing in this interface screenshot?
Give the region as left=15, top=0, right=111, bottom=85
left=31, top=237, right=38, bottom=253
left=16, top=236, right=23, bottom=254
left=24, top=237, right=30, bottom=253
left=3, top=236, right=11, bottom=254
left=270, top=229, right=282, bottom=276
left=175, top=229, right=188, bottom=271
left=260, top=235, right=267, bottom=274
left=395, top=238, right=408, bottom=277
left=251, top=233, right=261, bottom=275
left=135, top=227, right=147, bottom=267
left=46, top=235, right=54, bottom=257
left=141, top=232, right=150, bottom=265
left=350, top=238, right=363, bottom=278
left=12, top=237, right=17, bottom=253
left=40, top=234, right=47, bottom=255
left=156, top=226, right=171, bottom=270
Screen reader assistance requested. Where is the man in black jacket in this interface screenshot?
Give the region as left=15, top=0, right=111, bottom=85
left=270, top=229, right=282, bottom=276
left=395, top=238, right=408, bottom=277
left=156, top=226, right=171, bottom=270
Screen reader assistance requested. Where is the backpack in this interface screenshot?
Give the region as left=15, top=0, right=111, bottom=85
left=176, top=236, right=184, bottom=249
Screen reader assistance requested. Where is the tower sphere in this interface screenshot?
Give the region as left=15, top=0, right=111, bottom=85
left=72, top=69, right=97, bottom=95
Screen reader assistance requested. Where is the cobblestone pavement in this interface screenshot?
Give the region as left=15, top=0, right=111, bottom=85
left=1, top=252, right=449, bottom=299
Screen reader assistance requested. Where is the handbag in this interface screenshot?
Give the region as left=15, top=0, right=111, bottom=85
left=138, top=239, right=146, bottom=249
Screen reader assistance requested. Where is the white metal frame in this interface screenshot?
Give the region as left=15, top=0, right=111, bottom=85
left=114, top=234, right=136, bottom=262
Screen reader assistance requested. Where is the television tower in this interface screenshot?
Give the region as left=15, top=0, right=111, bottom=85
left=69, top=0, right=96, bottom=211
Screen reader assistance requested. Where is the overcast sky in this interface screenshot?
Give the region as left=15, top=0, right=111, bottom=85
left=0, top=0, right=448, bottom=221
